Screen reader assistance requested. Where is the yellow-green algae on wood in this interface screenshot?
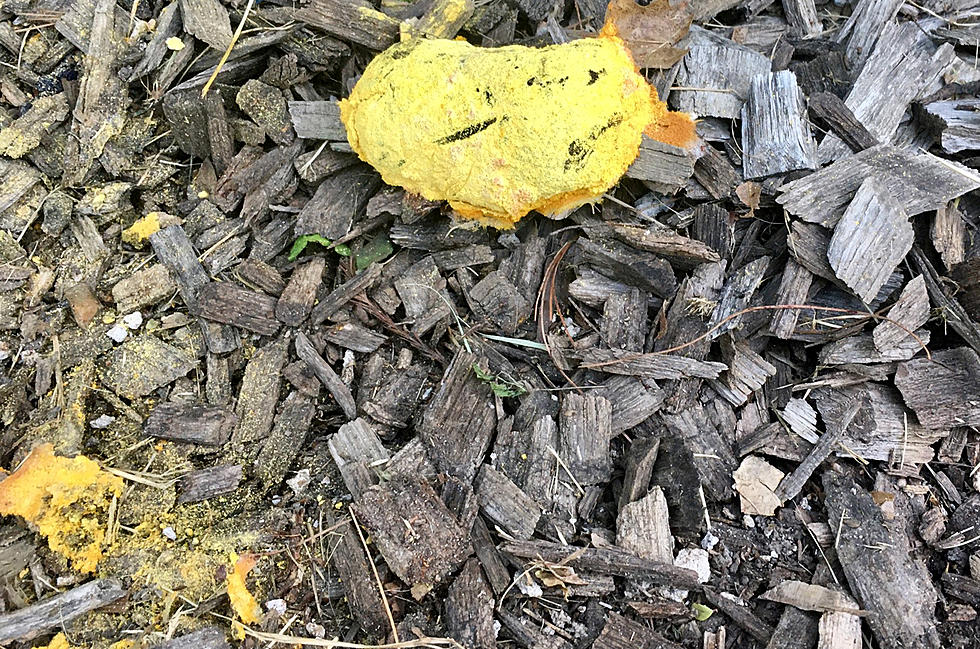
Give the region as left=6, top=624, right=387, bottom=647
left=340, top=30, right=696, bottom=229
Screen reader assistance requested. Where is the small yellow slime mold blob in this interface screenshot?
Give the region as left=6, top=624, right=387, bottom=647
left=340, top=26, right=696, bottom=228
left=0, top=444, right=123, bottom=574
left=227, top=552, right=263, bottom=626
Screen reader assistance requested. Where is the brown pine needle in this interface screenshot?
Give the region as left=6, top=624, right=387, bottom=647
left=242, top=627, right=463, bottom=648
left=201, top=0, right=255, bottom=98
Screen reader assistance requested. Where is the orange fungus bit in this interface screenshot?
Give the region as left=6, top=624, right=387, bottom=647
left=227, top=552, right=263, bottom=626
left=0, top=444, right=123, bottom=574
left=339, top=32, right=696, bottom=229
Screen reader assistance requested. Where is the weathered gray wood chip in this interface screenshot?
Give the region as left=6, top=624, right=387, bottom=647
left=827, top=178, right=912, bottom=302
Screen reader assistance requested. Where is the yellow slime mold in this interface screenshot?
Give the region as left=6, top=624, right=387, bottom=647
left=0, top=444, right=123, bottom=574
left=340, top=29, right=695, bottom=229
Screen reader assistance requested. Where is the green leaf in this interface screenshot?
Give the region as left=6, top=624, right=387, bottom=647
left=471, top=363, right=527, bottom=398
left=288, top=234, right=351, bottom=262
left=355, top=232, right=393, bottom=270
left=692, top=603, right=713, bottom=621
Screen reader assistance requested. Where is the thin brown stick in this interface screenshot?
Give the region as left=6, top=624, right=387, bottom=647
left=242, top=627, right=463, bottom=648
left=582, top=303, right=931, bottom=371
left=348, top=507, right=399, bottom=644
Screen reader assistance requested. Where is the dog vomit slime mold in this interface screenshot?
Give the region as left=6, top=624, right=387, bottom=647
left=340, top=26, right=696, bottom=228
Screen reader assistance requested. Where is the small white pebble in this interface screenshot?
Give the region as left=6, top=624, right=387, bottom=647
left=306, top=622, right=326, bottom=639
left=265, top=599, right=288, bottom=616
left=106, top=324, right=128, bottom=343
left=90, top=414, right=116, bottom=429
left=286, top=469, right=311, bottom=496
left=122, top=311, right=144, bottom=329
left=700, top=531, right=719, bottom=551
left=162, top=526, right=177, bottom=541
left=743, top=514, right=755, bottom=528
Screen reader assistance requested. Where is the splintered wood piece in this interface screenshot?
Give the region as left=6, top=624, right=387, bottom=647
left=600, top=288, right=648, bottom=352
left=834, top=0, right=901, bottom=70
left=818, top=608, right=862, bottom=649
left=911, top=246, right=980, bottom=354
left=778, top=145, right=980, bottom=228
left=827, top=178, right=912, bottom=303
left=598, top=376, right=665, bottom=433
left=177, top=465, right=242, bottom=504
left=674, top=27, right=771, bottom=119
left=327, top=514, right=389, bottom=634
left=711, top=337, right=777, bottom=406
left=275, top=257, right=325, bottom=326
left=418, top=351, right=496, bottom=482
left=445, top=559, right=495, bottom=649
left=818, top=22, right=957, bottom=162
left=0, top=579, right=126, bottom=642
left=662, top=395, right=739, bottom=503
left=148, top=627, right=230, bottom=649
left=822, top=470, right=941, bottom=649
left=100, top=335, right=196, bottom=399
left=321, top=322, right=387, bottom=353
left=150, top=225, right=238, bottom=353
left=593, top=611, right=684, bottom=649
left=471, top=515, right=511, bottom=595
left=704, top=588, right=775, bottom=642
left=580, top=348, right=727, bottom=380
left=922, top=98, right=980, bottom=154
left=179, top=0, right=232, bottom=50
left=818, top=331, right=930, bottom=365
left=310, top=263, right=383, bottom=324
left=619, top=436, right=661, bottom=511
left=780, top=398, right=820, bottom=443
left=289, top=100, right=347, bottom=140
left=609, top=222, right=720, bottom=270
left=776, top=397, right=857, bottom=502
left=693, top=146, right=739, bottom=201
left=873, top=275, right=929, bottom=351
left=559, top=393, right=613, bottom=485
left=707, top=256, right=769, bottom=338
left=741, top=70, right=817, bottom=179
left=293, top=0, right=400, bottom=50
left=497, top=608, right=571, bottom=649
left=895, top=347, right=980, bottom=429
left=394, top=256, right=452, bottom=335
left=782, top=0, right=821, bottom=38
left=769, top=259, right=814, bottom=338
left=569, top=268, right=633, bottom=307
left=617, top=486, right=673, bottom=563
left=196, top=281, right=280, bottom=335
left=475, top=464, right=542, bottom=539
left=467, top=270, right=531, bottom=335
left=328, top=418, right=390, bottom=500
left=237, top=80, right=294, bottom=145
left=255, top=391, right=316, bottom=490
left=814, top=384, right=943, bottom=467
left=295, top=165, right=380, bottom=240
left=294, top=331, right=357, bottom=419
left=500, top=539, right=701, bottom=590
left=766, top=605, right=819, bottom=649
left=355, top=477, right=472, bottom=594
left=932, top=203, right=967, bottom=270
left=807, top=92, right=878, bottom=153
left=144, top=402, right=237, bottom=446
left=763, top=580, right=867, bottom=616
left=233, top=335, right=288, bottom=445
left=576, top=237, right=677, bottom=298
left=112, top=264, right=177, bottom=314
left=624, top=136, right=697, bottom=192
